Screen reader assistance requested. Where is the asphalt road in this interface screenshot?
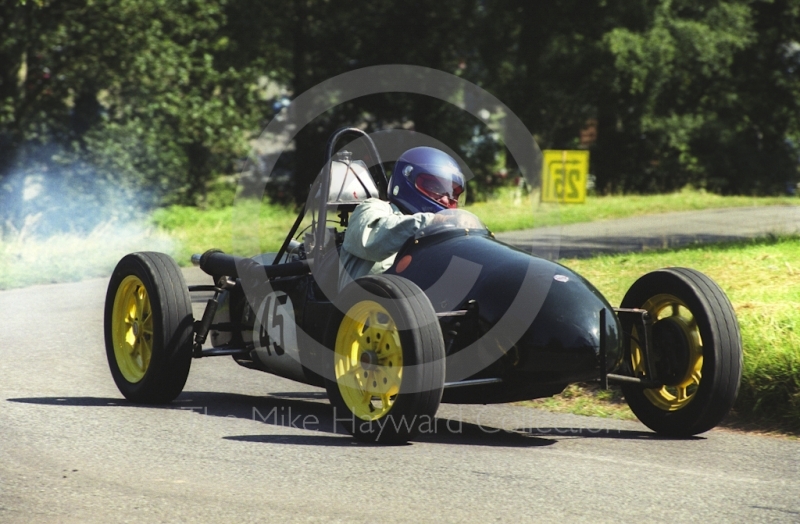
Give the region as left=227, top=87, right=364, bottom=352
left=2, top=207, right=800, bottom=523
left=497, top=205, right=800, bottom=258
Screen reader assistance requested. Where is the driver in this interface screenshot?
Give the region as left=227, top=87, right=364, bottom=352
left=338, top=146, right=466, bottom=289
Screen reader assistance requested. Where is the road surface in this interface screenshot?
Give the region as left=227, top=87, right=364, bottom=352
left=497, top=205, right=800, bottom=258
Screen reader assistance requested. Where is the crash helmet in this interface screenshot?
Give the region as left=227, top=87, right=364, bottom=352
left=388, top=147, right=466, bottom=213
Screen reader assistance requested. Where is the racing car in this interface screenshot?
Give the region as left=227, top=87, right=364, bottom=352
left=104, top=128, right=743, bottom=443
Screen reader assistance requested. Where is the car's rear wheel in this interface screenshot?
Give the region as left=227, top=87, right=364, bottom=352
left=325, top=275, right=445, bottom=443
left=104, top=252, right=194, bottom=403
left=620, top=268, right=742, bottom=436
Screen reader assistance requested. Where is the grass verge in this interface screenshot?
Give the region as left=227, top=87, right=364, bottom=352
left=148, top=201, right=305, bottom=267
left=148, top=187, right=798, bottom=266
left=2, top=188, right=796, bottom=289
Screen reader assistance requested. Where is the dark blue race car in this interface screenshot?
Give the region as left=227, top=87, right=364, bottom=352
left=104, top=128, right=743, bottom=443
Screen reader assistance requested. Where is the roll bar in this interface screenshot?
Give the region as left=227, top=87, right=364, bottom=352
left=266, top=128, right=389, bottom=268
left=314, top=128, right=388, bottom=262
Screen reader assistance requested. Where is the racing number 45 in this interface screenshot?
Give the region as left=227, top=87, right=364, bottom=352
left=255, top=291, right=297, bottom=357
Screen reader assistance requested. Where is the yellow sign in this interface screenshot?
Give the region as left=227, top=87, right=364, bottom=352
left=541, top=150, right=589, bottom=203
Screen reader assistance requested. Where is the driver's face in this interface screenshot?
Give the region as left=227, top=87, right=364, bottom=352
left=415, top=172, right=463, bottom=209
left=437, top=194, right=458, bottom=209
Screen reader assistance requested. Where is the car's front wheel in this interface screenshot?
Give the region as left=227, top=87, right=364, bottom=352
left=620, top=268, right=743, bottom=436
left=325, top=275, right=445, bottom=443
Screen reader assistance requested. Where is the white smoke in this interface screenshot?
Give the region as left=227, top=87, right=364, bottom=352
left=0, top=162, right=177, bottom=290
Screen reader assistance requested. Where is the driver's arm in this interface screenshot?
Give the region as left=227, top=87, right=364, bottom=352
left=343, top=199, right=434, bottom=262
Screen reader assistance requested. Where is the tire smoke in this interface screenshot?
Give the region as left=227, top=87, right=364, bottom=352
left=0, top=161, right=175, bottom=290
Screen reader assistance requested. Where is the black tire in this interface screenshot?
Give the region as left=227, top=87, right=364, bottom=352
left=619, top=268, right=742, bottom=436
left=324, top=275, right=445, bottom=443
left=104, top=252, right=194, bottom=403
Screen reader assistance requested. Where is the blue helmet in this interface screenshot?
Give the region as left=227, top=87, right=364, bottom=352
left=388, top=147, right=466, bottom=214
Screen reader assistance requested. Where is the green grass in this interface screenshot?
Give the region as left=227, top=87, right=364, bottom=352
left=148, top=187, right=798, bottom=266
left=518, top=383, right=636, bottom=421
left=525, top=235, right=800, bottom=436
left=2, top=188, right=794, bottom=288
left=149, top=201, right=308, bottom=266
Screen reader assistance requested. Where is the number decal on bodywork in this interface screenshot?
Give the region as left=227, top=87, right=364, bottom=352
left=253, top=291, right=298, bottom=357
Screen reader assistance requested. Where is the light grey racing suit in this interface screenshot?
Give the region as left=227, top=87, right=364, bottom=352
left=338, top=198, right=434, bottom=290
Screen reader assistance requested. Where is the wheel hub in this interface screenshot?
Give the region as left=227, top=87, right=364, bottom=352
left=360, top=350, right=379, bottom=370
left=652, top=316, right=692, bottom=386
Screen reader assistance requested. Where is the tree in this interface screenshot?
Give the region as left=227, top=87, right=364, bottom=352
left=3, top=0, right=799, bottom=222
left=604, top=0, right=758, bottom=192
left=1, top=0, right=282, bottom=233
left=700, top=0, right=800, bottom=193
left=222, top=0, right=484, bottom=204
left=476, top=0, right=800, bottom=194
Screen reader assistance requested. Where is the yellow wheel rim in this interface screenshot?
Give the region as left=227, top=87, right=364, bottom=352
left=631, top=294, right=703, bottom=411
left=111, top=275, right=154, bottom=383
left=334, top=301, right=403, bottom=421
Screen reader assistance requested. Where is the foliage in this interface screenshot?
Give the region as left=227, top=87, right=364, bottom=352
left=601, top=0, right=800, bottom=194
left=479, top=0, right=800, bottom=195
left=2, top=0, right=800, bottom=224
left=0, top=0, right=285, bottom=235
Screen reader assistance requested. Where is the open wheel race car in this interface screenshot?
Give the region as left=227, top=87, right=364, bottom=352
left=104, top=128, right=743, bottom=443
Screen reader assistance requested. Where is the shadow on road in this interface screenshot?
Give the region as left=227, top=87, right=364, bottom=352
left=7, top=392, right=692, bottom=446
left=518, top=427, right=703, bottom=441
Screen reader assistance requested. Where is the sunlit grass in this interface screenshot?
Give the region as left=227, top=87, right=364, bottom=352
left=148, top=187, right=799, bottom=266
left=518, top=383, right=636, bottom=421
left=148, top=199, right=322, bottom=265
left=2, top=188, right=796, bottom=288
